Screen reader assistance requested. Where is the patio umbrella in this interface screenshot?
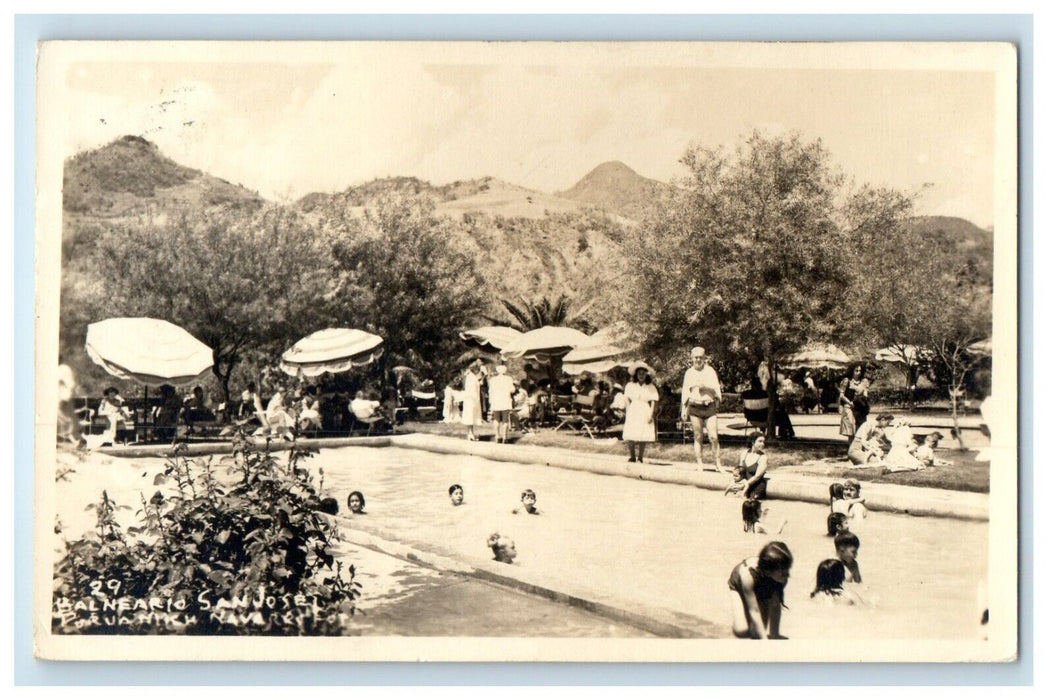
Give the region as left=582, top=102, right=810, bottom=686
left=966, top=338, right=992, bottom=356
left=85, top=317, right=214, bottom=387
left=875, top=344, right=925, bottom=365
left=279, top=328, right=384, bottom=378
left=500, top=325, right=592, bottom=360
left=459, top=326, right=523, bottom=353
left=563, top=357, right=655, bottom=376
left=781, top=343, right=851, bottom=370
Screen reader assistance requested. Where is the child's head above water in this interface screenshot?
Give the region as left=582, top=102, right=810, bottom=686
left=486, top=532, right=517, bottom=563
left=756, top=541, right=793, bottom=584
left=448, top=483, right=464, bottom=506
left=742, top=498, right=763, bottom=531
left=811, top=558, right=847, bottom=597
left=834, top=531, right=860, bottom=561
left=520, top=489, right=538, bottom=511
left=829, top=482, right=844, bottom=501
left=841, top=479, right=862, bottom=499
left=826, top=512, right=849, bottom=537
left=346, top=490, right=366, bottom=514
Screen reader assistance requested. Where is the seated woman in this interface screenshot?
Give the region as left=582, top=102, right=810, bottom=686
left=739, top=431, right=770, bottom=499
left=847, top=413, right=894, bottom=466
left=882, top=416, right=924, bottom=472
left=262, top=384, right=295, bottom=440
left=349, top=390, right=387, bottom=433
left=153, top=384, right=184, bottom=442
left=297, top=390, right=323, bottom=432
left=183, top=385, right=216, bottom=434
left=98, top=386, right=134, bottom=446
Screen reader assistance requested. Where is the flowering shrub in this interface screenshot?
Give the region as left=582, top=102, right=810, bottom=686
left=53, top=430, right=359, bottom=635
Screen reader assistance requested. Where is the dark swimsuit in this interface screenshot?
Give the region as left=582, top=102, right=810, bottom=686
left=728, top=560, right=786, bottom=623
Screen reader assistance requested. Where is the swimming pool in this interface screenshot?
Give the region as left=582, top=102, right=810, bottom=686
left=317, top=444, right=987, bottom=640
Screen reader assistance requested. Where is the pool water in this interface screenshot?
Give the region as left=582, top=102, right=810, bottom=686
left=317, top=445, right=987, bottom=640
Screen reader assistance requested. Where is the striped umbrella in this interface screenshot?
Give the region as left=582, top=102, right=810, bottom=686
left=280, top=328, right=384, bottom=377
left=459, top=326, right=523, bottom=353
left=500, top=325, right=592, bottom=361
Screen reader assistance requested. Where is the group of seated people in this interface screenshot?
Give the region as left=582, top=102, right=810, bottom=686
left=847, top=413, right=950, bottom=471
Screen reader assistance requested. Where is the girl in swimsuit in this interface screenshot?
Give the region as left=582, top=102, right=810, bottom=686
left=728, top=541, right=793, bottom=639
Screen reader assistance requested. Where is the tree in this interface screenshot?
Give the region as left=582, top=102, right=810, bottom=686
left=80, top=204, right=331, bottom=402
left=620, top=132, right=859, bottom=436
left=323, top=194, right=488, bottom=384
left=485, top=293, right=595, bottom=333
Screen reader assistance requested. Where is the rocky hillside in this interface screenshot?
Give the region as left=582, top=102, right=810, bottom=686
left=556, top=160, right=669, bottom=219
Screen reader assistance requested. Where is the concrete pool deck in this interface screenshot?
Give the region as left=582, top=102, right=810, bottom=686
left=99, top=432, right=987, bottom=521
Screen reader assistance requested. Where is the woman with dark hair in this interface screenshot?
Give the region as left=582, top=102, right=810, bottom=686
left=622, top=363, right=659, bottom=463
left=851, top=365, right=873, bottom=430
left=837, top=365, right=864, bottom=444
left=728, top=541, right=793, bottom=639
left=739, top=431, right=770, bottom=499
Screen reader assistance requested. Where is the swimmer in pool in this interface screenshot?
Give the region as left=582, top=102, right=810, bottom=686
left=512, top=488, right=542, bottom=515
left=449, top=483, right=464, bottom=506
left=834, top=531, right=862, bottom=583
left=346, top=490, right=366, bottom=515
left=831, top=479, right=868, bottom=520
left=826, top=512, right=849, bottom=537
left=810, top=558, right=864, bottom=605
left=741, top=498, right=787, bottom=535
left=487, top=532, right=517, bottom=564
left=728, top=541, right=793, bottom=639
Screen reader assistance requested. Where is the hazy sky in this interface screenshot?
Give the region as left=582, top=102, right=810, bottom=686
left=58, top=43, right=1004, bottom=227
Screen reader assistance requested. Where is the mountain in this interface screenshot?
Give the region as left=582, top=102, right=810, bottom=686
left=63, top=135, right=263, bottom=217
left=556, top=161, right=668, bottom=219
left=906, top=215, right=994, bottom=283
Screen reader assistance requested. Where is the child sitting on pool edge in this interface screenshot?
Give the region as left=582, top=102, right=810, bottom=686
left=741, top=498, right=787, bottom=535
left=724, top=466, right=748, bottom=496
left=512, top=489, right=542, bottom=515
left=834, top=531, right=862, bottom=583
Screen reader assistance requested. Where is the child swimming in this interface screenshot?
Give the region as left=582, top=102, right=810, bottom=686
left=724, top=466, right=748, bottom=496
left=486, top=532, right=517, bottom=564
left=809, top=559, right=863, bottom=605
left=741, top=498, right=787, bottom=535
left=449, top=483, right=464, bottom=506
left=346, top=490, right=366, bottom=515
left=831, top=479, right=868, bottom=519
left=512, top=489, right=542, bottom=515
left=826, top=512, right=849, bottom=537
left=728, top=541, right=793, bottom=639
left=834, top=531, right=862, bottom=583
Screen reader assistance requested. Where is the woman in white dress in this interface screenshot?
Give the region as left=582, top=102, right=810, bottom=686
left=623, top=363, right=659, bottom=463
left=461, top=360, right=484, bottom=441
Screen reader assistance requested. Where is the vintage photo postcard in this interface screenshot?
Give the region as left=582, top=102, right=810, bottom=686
left=34, top=41, right=1018, bottom=662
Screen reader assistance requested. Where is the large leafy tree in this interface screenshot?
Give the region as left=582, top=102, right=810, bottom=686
left=78, top=204, right=331, bottom=402
left=324, top=194, right=488, bottom=383
left=620, top=132, right=857, bottom=434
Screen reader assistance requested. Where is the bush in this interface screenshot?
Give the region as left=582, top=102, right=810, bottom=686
left=52, top=430, right=359, bottom=635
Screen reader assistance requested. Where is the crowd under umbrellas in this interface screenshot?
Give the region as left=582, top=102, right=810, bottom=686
left=56, top=316, right=992, bottom=639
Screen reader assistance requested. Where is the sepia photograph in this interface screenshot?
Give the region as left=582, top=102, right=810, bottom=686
left=33, top=40, right=1018, bottom=663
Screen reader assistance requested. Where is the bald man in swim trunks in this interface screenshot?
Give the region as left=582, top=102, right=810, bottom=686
left=681, top=346, right=724, bottom=471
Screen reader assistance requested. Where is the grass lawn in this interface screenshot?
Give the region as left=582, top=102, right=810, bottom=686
left=400, top=420, right=990, bottom=494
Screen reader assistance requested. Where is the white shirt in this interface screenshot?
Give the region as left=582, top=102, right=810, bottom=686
left=488, top=374, right=516, bottom=411
left=681, top=365, right=721, bottom=406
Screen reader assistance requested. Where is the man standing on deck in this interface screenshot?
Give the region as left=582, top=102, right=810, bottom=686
left=681, top=346, right=724, bottom=472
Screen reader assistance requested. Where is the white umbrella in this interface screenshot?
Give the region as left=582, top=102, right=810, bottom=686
left=500, top=325, right=592, bottom=360
left=782, top=343, right=851, bottom=370
left=966, top=338, right=992, bottom=356
left=85, top=317, right=214, bottom=387
left=875, top=344, right=925, bottom=365
left=280, top=328, right=384, bottom=377
left=459, top=326, right=523, bottom=352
